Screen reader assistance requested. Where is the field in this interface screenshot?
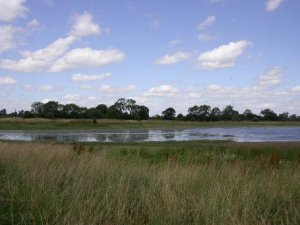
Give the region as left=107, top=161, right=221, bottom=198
left=1, top=118, right=300, bottom=130
left=0, top=140, right=299, bottom=225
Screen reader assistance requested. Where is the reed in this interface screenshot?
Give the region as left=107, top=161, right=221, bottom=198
left=0, top=141, right=299, bottom=225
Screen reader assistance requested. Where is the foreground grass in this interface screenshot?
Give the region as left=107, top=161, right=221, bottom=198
left=1, top=118, right=300, bottom=130
left=0, top=141, right=300, bottom=225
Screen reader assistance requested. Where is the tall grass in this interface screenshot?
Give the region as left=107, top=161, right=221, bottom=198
left=0, top=142, right=299, bottom=225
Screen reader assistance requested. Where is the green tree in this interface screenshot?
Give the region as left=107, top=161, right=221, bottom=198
left=243, top=109, right=255, bottom=120
left=210, top=107, right=222, bottom=121
left=222, top=105, right=239, bottom=121
left=31, top=102, right=45, bottom=117
left=0, top=108, right=6, bottom=117
left=162, top=107, right=176, bottom=120
left=260, top=108, right=278, bottom=121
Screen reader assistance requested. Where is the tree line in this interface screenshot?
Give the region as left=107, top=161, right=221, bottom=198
left=0, top=98, right=299, bottom=121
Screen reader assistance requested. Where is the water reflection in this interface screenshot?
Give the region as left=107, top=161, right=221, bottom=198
left=1, top=127, right=300, bottom=143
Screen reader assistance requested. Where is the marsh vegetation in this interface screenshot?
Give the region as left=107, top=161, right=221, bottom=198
left=0, top=141, right=299, bottom=225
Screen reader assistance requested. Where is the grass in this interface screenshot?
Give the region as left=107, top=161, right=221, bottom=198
left=1, top=118, right=300, bottom=130
left=0, top=140, right=299, bottom=224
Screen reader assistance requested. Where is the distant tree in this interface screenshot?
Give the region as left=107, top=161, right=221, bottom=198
left=96, top=104, right=108, bottom=115
left=62, top=104, right=82, bottom=118
left=243, top=109, right=255, bottom=120
left=133, top=105, right=149, bottom=120
left=210, top=107, right=222, bottom=121
left=0, top=108, right=7, bottom=117
left=289, top=114, right=298, bottom=121
left=260, top=108, right=278, bottom=121
left=31, top=102, right=44, bottom=117
left=23, top=111, right=35, bottom=118
left=278, top=112, right=289, bottom=121
left=162, top=107, right=176, bottom=120
left=222, top=105, right=239, bottom=121
left=186, top=106, right=198, bottom=121
left=43, top=101, right=62, bottom=118
left=198, top=105, right=211, bottom=121
left=152, top=114, right=162, bottom=120
left=176, top=113, right=184, bottom=120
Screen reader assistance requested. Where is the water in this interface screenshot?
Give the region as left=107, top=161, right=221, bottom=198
left=1, top=127, right=300, bottom=143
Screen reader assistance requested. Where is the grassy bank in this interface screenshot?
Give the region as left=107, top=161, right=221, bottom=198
left=0, top=141, right=299, bottom=225
left=1, top=118, right=300, bottom=130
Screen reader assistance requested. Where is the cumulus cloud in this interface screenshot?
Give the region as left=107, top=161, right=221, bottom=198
left=0, top=12, right=124, bottom=73
left=197, top=40, right=251, bottom=70
left=61, top=94, right=80, bottom=103
left=291, top=86, right=300, bottom=93
left=266, top=0, right=284, bottom=11
left=99, top=84, right=136, bottom=94
left=27, top=19, right=42, bottom=29
left=0, top=26, right=20, bottom=54
left=50, top=48, right=125, bottom=72
left=197, top=15, right=216, bottom=31
left=70, top=12, right=101, bottom=37
left=71, top=73, right=111, bottom=82
left=39, top=84, right=53, bottom=91
left=0, top=0, right=28, bottom=21
left=258, top=67, right=283, bottom=88
left=0, top=36, right=76, bottom=72
left=143, top=85, right=179, bottom=97
left=197, top=33, right=217, bottom=41
left=0, top=76, right=17, bottom=85
left=154, top=52, right=191, bottom=65
left=197, top=16, right=217, bottom=42
left=169, top=39, right=182, bottom=46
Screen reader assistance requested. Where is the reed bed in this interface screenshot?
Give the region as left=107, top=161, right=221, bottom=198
left=0, top=141, right=299, bottom=225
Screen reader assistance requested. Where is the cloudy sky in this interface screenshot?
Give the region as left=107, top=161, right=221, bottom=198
left=0, top=0, right=299, bottom=115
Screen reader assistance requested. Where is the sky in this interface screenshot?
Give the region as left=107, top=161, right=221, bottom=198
left=0, top=0, right=300, bottom=115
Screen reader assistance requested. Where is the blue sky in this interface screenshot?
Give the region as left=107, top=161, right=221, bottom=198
left=0, top=0, right=299, bottom=115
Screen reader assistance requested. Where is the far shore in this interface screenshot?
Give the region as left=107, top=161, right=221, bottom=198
left=1, top=118, right=300, bottom=131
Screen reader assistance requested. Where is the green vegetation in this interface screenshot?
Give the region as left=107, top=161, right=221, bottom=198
left=1, top=117, right=300, bottom=130
left=0, top=141, right=299, bottom=225
left=1, top=98, right=300, bottom=122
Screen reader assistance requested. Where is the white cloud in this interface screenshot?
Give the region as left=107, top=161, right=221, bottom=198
left=71, top=73, right=111, bottom=82
left=169, top=39, right=182, bottom=46
left=258, top=67, right=283, bottom=88
left=0, top=0, right=28, bottom=21
left=266, top=0, right=284, bottom=11
left=208, top=84, right=222, bottom=91
left=39, top=84, right=53, bottom=91
left=0, top=36, right=76, bottom=72
left=197, top=15, right=216, bottom=31
left=197, top=33, right=217, bottom=41
left=70, top=12, right=101, bottom=37
left=291, top=86, right=300, bottom=93
left=0, top=12, right=118, bottom=73
left=154, top=52, right=191, bottom=65
left=0, top=76, right=17, bottom=85
left=143, top=85, right=179, bottom=97
left=99, top=84, right=136, bottom=94
left=27, top=19, right=42, bottom=29
left=62, top=94, right=80, bottom=102
left=0, top=26, right=20, bottom=54
left=80, top=84, right=93, bottom=90
left=50, top=48, right=125, bottom=72
left=197, top=40, right=251, bottom=70
left=21, top=36, right=76, bottom=62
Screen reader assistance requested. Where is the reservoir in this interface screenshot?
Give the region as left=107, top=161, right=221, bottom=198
left=1, top=127, right=300, bottom=142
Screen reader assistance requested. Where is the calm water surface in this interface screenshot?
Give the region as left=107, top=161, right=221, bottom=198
left=1, top=127, right=300, bottom=142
